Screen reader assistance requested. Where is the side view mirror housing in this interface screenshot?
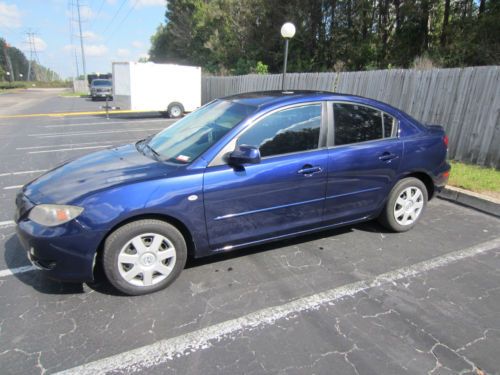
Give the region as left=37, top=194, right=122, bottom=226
left=228, top=145, right=261, bottom=166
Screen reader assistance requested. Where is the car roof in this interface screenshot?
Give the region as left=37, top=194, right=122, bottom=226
left=221, top=90, right=415, bottom=122
left=222, top=90, right=334, bottom=107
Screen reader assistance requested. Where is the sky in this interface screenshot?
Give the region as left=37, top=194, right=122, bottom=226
left=0, top=0, right=166, bottom=79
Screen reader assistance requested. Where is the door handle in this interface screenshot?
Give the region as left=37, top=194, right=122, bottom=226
left=378, top=152, right=398, bottom=162
left=297, top=165, right=323, bottom=176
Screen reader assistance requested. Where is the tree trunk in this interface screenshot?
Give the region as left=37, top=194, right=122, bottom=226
left=440, top=0, right=450, bottom=47
left=479, top=0, right=485, bottom=15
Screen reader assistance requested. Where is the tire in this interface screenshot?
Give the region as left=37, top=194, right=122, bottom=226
left=102, top=219, right=187, bottom=295
left=167, top=102, right=184, bottom=118
left=378, top=177, right=428, bottom=232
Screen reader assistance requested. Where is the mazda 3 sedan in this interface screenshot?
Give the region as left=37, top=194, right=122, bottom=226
left=16, top=91, right=450, bottom=295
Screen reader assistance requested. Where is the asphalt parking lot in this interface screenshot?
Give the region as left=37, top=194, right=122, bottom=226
left=0, top=89, right=499, bottom=375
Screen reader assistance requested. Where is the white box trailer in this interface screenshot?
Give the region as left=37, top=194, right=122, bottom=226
left=112, top=62, right=201, bottom=117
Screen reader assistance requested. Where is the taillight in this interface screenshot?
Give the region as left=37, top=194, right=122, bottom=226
left=443, top=135, right=449, bottom=147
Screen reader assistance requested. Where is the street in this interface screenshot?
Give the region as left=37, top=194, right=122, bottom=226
left=0, top=90, right=499, bottom=375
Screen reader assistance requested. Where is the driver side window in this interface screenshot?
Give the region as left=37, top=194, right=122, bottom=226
left=237, top=104, right=322, bottom=158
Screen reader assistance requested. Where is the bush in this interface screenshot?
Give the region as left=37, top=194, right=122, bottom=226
left=0, top=80, right=71, bottom=90
left=0, top=82, right=27, bottom=90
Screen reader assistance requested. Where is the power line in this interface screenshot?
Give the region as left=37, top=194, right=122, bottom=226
left=105, top=0, right=139, bottom=43
left=101, top=0, right=128, bottom=34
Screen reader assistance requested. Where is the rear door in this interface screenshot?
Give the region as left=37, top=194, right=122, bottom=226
left=203, top=102, right=328, bottom=250
left=324, top=102, right=403, bottom=224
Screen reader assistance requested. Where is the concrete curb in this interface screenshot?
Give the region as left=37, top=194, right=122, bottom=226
left=439, top=186, right=500, bottom=218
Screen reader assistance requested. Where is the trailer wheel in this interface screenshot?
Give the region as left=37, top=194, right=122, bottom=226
left=167, top=102, right=184, bottom=119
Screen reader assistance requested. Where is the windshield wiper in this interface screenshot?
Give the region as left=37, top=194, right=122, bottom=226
left=145, top=143, right=160, bottom=159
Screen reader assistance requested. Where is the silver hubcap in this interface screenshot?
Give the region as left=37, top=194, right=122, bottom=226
left=117, top=233, right=176, bottom=287
left=393, top=186, right=424, bottom=226
left=170, top=106, right=181, bottom=117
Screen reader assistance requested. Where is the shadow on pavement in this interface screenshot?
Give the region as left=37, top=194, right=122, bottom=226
left=4, top=235, right=85, bottom=295
left=4, top=221, right=382, bottom=296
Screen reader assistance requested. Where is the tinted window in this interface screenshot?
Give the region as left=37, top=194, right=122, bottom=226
left=92, top=80, right=112, bottom=86
left=383, top=113, right=397, bottom=138
left=334, top=103, right=383, bottom=145
left=237, top=104, right=321, bottom=157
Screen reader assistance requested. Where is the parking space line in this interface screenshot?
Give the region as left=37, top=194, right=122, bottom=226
left=55, top=237, right=500, bottom=375
left=0, top=109, right=157, bottom=119
left=0, top=220, right=15, bottom=227
left=43, top=119, right=171, bottom=128
left=16, top=139, right=137, bottom=150
left=29, top=128, right=164, bottom=138
left=0, top=169, right=48, bottom=178
left=0, top=265, right=36, bottom=278
left=3, top=185, right=23, bottom=190
left=28, top=145, right=112, bottom=154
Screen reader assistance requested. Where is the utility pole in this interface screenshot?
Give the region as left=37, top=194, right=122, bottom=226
left=26, top=32, right=34, bottom=81
left=26, top=30, right=43, bottom=81
left=76, top=0, right=87, bottom=79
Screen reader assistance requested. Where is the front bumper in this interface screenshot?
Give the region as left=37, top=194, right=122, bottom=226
left=16, top=219, right=105, bottom=283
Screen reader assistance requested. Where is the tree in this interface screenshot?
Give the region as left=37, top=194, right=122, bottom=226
left=149, top=0, right=500, bottom=74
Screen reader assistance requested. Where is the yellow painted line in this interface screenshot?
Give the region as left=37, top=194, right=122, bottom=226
left=0, top=109, right=155, bottom=119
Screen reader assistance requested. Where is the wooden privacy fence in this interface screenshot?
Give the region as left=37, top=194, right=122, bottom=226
left=202, top=66, right=500, bottom=168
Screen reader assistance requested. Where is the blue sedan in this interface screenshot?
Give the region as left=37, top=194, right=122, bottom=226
left=16, top=91, right=450, bottom=295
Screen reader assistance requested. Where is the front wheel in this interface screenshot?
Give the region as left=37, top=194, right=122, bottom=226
left=378, top=177, right=428, bottom=232
left=102, top=219, right=187, bottom=295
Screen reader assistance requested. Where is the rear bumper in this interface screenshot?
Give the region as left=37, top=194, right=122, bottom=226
left=433, top=164, right=451, bottom=195
left=16, top=220, right=105, bottom=282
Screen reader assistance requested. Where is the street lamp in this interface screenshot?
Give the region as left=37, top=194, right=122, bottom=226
left=280, top=22, right=296, bottom=91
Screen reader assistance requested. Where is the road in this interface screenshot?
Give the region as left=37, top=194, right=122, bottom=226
left=0, top=90, right=499, bottom=375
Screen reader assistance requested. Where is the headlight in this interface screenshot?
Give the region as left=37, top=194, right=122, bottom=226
left=28, top=204, right=84, bottom=227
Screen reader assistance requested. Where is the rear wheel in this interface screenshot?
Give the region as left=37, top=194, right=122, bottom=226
left=378, top=177, right=428, bottom=232
left=102, top=219, right=187, bottom=295
left=167, top=102, right=184, bottom=118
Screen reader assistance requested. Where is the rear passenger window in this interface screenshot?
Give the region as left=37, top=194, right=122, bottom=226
left=383, top=113, right=397, bottom=138
left=334, top=103, right=383, bottom=145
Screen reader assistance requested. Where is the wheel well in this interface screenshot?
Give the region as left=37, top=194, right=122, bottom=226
left=406, top=172, right=435, bottom=200
left=95, top=213, right=196, bottom=267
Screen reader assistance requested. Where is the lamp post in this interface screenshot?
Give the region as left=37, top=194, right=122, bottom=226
left=280, top=22, right=296, bottom=91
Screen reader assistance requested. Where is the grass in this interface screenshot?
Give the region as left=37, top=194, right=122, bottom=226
left=59, top=91, right=88, bottom=97
left=448, top=161, right=500, bottom=195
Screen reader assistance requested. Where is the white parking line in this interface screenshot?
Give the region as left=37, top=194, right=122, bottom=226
left=0, top=169, right=48, bottom=178
left=28, top=145, right=112, bottom=154
left=55, top=237, right=500, bottom=375
left=3, top=185, right=23, bottom=190
left=0, top=220, right=15, bottom=227
left=17, top=139, right=136, bottom=150
left=30, top=128, right=163, bottom=138
left=0, top=265, right=36, bottom=278
left=44, top=119, right=171, bottom=128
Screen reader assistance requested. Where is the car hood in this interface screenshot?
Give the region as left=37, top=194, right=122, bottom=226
left=24, top=144, right=176, bottom=204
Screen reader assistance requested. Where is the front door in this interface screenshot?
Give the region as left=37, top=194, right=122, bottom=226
left=203, top=103, right=328, bottom=250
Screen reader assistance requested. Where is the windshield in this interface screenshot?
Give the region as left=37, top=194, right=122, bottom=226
left=147, top=100, right=256, bottom=164
left=92, top=80, right=112, bottom=86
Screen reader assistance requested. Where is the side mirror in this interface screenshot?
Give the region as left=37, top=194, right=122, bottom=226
left=228, top=145, right=261, bottom=166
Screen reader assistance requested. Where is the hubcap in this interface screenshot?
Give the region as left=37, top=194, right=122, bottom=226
left=393, top=186, right=424, bottom=226
left=117, top=233, right=176, bottom=287
left=170, top=106, right=181, bottom=117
